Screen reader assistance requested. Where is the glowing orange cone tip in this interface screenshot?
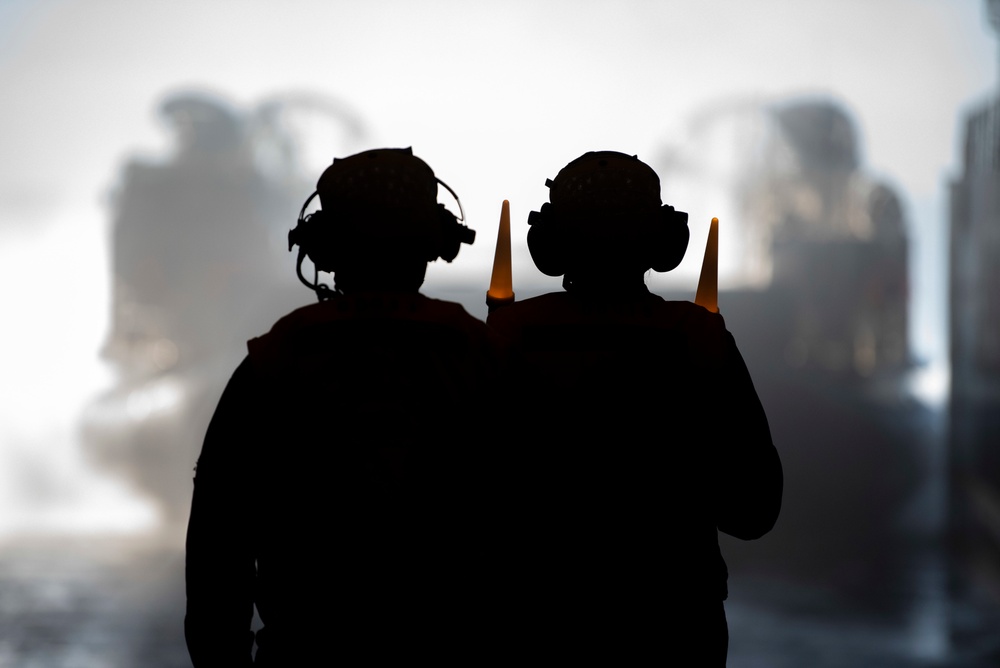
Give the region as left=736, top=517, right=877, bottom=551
left=694, top=217, right=719, bottom=313
left=486, top=200, right=515, bottom=309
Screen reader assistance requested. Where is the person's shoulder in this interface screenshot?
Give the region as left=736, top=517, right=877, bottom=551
left=245, top=299, right=335, bottom=349
left=486, top=292, right=577, bottom=329
left=488, top=291, right=724, bottom=329
left=416, top=294, right=502, bottom=345
left=250, top=292, right=491, bottom=345
left=653, top=298, right=728, bottom=332
left=656, top=300, right=738, bottom=366
left=245, top=301, right=324, bottom=372
left=247, top=292, right=500, bottom=371
left=414, top=293, right=481, bottom=323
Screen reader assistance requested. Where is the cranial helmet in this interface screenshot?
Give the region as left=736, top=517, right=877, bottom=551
left=288, top=147, right=474, bottom=295
left=526, top=151, right=690, bottom=278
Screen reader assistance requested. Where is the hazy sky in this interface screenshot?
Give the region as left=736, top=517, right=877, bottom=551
left=0, top=0, right=995, bottom=535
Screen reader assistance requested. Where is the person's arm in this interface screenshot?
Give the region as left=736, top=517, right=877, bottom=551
left=185, top=357, right=258, bottom=667
left=714, top=332, right=783, bottom=540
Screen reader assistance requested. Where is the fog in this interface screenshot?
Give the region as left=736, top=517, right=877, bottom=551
left=0, top=0, right=997, bottom=665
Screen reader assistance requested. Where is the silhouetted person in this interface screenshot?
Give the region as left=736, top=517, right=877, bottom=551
left=184, top=148, right=501, bottom=665
left=487, top=151, right=782, bottom=665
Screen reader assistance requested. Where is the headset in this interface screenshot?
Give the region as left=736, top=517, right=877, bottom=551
left=526, top=151, right=689, bottom=281
left=288, top=147, right=475, bottom=299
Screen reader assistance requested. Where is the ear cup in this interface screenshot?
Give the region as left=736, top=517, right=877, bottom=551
left=436, top=204, right=476, bottom=263
left=646, top=206, right=690, bottom=272
left=526, top=203, right=569, bottom=277
left=289, top=209, right=340, bottom=273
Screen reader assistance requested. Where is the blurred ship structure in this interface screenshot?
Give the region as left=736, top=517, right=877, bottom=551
left=657, top=94, right=910, bottom=380
left=80, top=89, right=367, bottom=534
left=654, top=92, right=969, bottom=658
left=948, top=0, right=1000, bottom=635
left=654, top=82, right=1000, bottom=661
left=760, top=101, right=909, bottom=378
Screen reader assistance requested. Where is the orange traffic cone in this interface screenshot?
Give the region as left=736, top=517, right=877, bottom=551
left=486, top=199, right=515, bottom=311
left=694, top=217, right=719, bottom=313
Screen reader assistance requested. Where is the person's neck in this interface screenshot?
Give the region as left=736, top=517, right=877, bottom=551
left=338, top=285, right=423, bottom=296
left=563, top=272, right=648, bottom=296
left=334, top=266, right=427, bottom=294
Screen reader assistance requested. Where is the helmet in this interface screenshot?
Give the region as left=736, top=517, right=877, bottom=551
left=288, top=147, right=474, bottom=295
left=526, top=151, right=689, bottom=278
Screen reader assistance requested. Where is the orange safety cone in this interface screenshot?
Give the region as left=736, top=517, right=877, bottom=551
left=694, top=217, right=719, bottom=313
left=486, top=199, right=515, bottom=311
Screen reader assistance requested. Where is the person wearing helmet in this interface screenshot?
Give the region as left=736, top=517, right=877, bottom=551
left=184, top=148, right=502, bottom=665
left=487, top=151, right=782, bottom=666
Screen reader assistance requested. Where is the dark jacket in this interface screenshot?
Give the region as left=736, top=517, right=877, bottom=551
left=486, top=288, right=782, bottom=661
left=185, top=291, right=504, bottom=666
